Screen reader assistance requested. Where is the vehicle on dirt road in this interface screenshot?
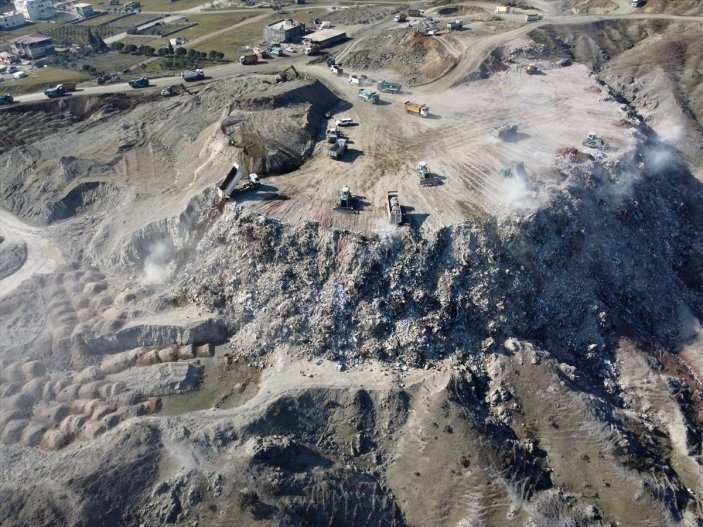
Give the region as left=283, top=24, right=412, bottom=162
left=336, top=117, right=354, bottom=127
left=403, top=101, right=429, bottom=117
left=387, top=191, right=402, bottom=224
left=181, top=69, right=204, bottom=82
left=239, top=54, right=258, bottom=65
left=44, top=85, right=66, bottom=98
left=128, top=77, right=149, bottom=88
left=161, top=86, right=176, bottom=97
left=0, top=94, right=14, bottom=105
left=334, top=186, right=357, bottom=213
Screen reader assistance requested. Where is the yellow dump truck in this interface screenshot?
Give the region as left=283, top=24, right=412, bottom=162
left=403, top=101, right=429, bottom=117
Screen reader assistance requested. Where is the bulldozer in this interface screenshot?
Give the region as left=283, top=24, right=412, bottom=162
left=499, top=161, right=526, bottom=178
left=334, top=186, right=357, bottom=213
left=524, top=64, right=540, bottom=75
left=582, top=133, right=607, bottom=150
left=416, top=161, right=437, bottom=186
left=275, top=65, right=299, bottom=83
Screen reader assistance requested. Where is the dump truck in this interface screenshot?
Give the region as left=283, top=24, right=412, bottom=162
left=334, top=186, right=356, bottom=213
left=217, top=163, right=261, bottom=198
left=330, top=64, right=343, bottom=76
left=447, top=20, right=463, bottom=30
left=239, top=54, right=258, bottom=65
left=403, top=101, right=429, bottom=117
left=128, top=77, right=149, bottom=88
left=0, top=94, right=14, bottom=105
left=525, top=13, right=541, bottom=21
left=387, top=191, right=402, bottom=224
left=377, top=80, right=401, bottom=94
left=160, top=86, right=176, bottom=97
left=394, top=13, right=407, bottom=22
left=59, top=82, right=77, bottom=91
left=44, top=85, right=66, bottom=98
left=582, top=133, right=606, bottom=150
left=181, top=69, right=204, bottom=81
left=408, top=8, right=424, bottom=17
left=358, top=89, right=380, bottom=104
left=328, top=138, right=348, bottom=159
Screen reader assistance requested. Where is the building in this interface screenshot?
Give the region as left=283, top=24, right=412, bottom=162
left=9, top=34, right=54, bottom=58
left=263, top=19, right=305, bottom=43
left=0, top=11, right=25, bottom=28
left=304, top=28, right=347, bottom=48
left=73, top=2, right=93, bottom=16
left=13, top=0, right=55, bottom=20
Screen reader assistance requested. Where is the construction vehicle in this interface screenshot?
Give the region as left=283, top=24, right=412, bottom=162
left=330, top=64, right=343, bottom=76
left=582, top=133, right=607, bottom=150
left=181, top=69, right=204, bottom=81
left=59, top=82, right=77, bottom=91
left=239, top=54, right=258, bottom=65
left=217, top=163, right=261, bottom=198
left=416, top=161, right=437, bottom=186
left=44, top=85, right=67, bottom=98
left=275, top=65, right=299, bottom=83
left=267, top=44, right=283, bottom=56
left=334, top=186, right=356, bottom=213
left=128, top=77, right=149, bottom=88
left=0, top=94, right=14, bottom=105
left=377, top=80, right=401, bottom=94
left=253, top=47, right=268, bottom=59
left=408, top=8, right=424, bottom=17
left=524, top=64, right=540, bottom=75
left=358, top=89, right=380, bottom=104
left=447, top=20, right=463, bottom=30
left=328, top=138, right=348, bottom=159
left=631, top=0, right=645, bottom=6
left=326, top=55, right=337, bottom=66
left=403, top=101, right=429, bottom=117
left=160, top=86, right=176, bottom=97
left=496, top=123, right=518, bottom=140
left=525, top=13, right=541, bottom=21
left=387, top=191, right=402, bottom=224
left=499, top=161, right=525, bottom=178
left=394, top=13, right=407, bottom=22
left=326, top=127, right=343, bottom=143
left=304, top=43, right=320, bottom=55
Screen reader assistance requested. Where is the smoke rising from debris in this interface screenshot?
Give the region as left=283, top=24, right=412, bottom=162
left=143, top=240, right=175, bottom=285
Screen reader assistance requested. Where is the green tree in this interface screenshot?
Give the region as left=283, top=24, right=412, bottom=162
left=124, top=44, right=137, bottom=54
left=110, top=41, right=124, bottom=51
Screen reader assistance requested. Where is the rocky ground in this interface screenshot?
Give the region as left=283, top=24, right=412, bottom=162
left=1, top=13, right=703, bottom=527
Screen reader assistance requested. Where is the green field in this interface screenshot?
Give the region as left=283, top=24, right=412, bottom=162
left=129, top=0, right=213, bottom=12
left=0, top=21, right=58, bottom=44
left=3, top=67, right=91, bottom=95
left=75, top=12, right=132, bottom=26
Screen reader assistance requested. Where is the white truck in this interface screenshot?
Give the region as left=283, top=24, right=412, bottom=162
left=217, top=163, right=260, bottom=198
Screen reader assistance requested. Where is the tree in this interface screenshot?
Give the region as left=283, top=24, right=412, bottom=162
left=175, top=47, right=187, bottom=56
left=124, top=44, right=138, bottom=54
left=110, top=41, right=124, bottom=51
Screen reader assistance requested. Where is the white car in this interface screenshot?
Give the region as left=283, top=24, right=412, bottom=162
left=336, top=118, right=354, bottom=127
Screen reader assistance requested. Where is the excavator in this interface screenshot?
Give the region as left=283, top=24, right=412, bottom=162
left=275, top=65, right=299, bottom=83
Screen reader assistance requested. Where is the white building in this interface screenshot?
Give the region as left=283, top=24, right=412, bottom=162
left=13, top=0, right=55, bottom=20
left=0, top=11, right=25, bottom=28
left=73, top=2, right=93, bottom=17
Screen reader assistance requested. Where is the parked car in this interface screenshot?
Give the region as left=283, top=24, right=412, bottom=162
left=128, top=77, right=149, bottom=88
left=336, top=117, right=354, bottom=127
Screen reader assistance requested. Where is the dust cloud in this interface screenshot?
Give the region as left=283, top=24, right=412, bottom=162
left=143, top=240, right=175, bottom=285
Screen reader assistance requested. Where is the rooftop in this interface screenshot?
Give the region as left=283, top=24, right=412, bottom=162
left=74, top=2, right=92, bottom=7
left=305, top=28, right=346, bottom=42
left=267, top=18, right=302, bottom=30
left=9, top=33, right=52, bottom=44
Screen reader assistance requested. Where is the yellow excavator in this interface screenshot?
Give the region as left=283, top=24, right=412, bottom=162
left=275, top=65, right=299, bottom=83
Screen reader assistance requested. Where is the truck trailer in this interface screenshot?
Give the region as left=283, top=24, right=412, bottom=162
left=239, top=54, right=258, bottom=65
left=358, top=89, right=380, bottom=104
left=377, top=80, right=401, bottom=94
left=328, top=138, right=348, bottom=159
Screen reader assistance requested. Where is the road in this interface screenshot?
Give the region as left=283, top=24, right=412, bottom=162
left=3, top=9, right=703, bottom=107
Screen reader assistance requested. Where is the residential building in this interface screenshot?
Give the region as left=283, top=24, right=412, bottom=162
left=0, top=11, right=25, bottom=28
left=13, top=0, right=55, bottom=20
left=9, top=33, right=54, bottom=58
left=263, top=19, right=305, bottom=43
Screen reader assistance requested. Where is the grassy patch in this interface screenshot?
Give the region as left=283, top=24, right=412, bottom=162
left=3, top=67, right=91, bottom=94
left=75, top=12, right=132, bottom=26
left=167, top=11, right=257, bottom=40
left=82, top=50, right=147, bottom=72
left=131, top=0, right=212, bottom=12
left=0, top=21, right=58, bottom=44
